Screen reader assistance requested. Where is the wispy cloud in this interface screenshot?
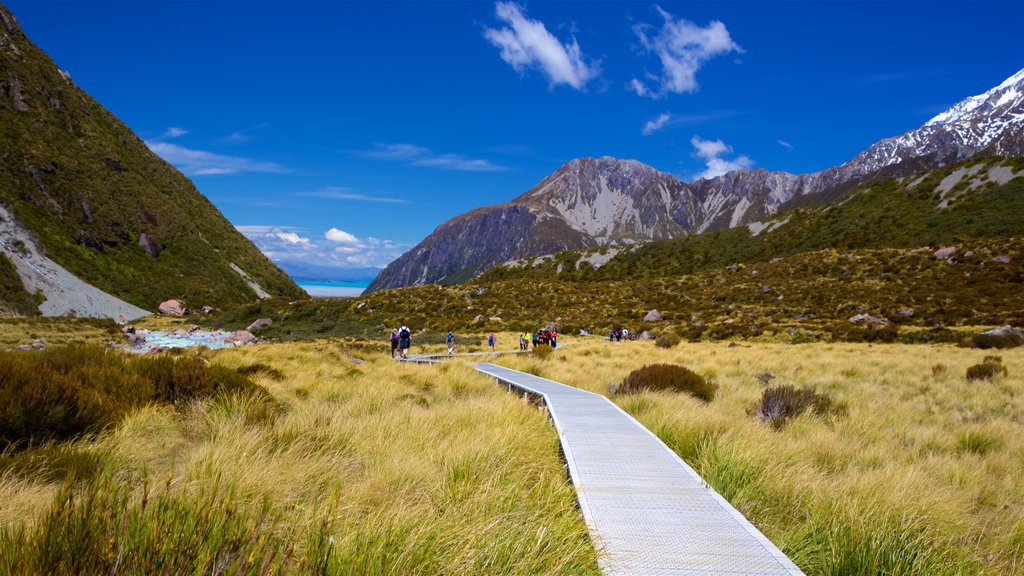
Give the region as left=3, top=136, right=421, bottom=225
left=301, top=186, right=410, bottom=204
left=146, top=141, right=286, bottom=176
left=162, top=127, right=188, bottom=139
left=777, top=139, right=793, bottom=151
left=483, top=1, right=599, bottom=91
left=690, top=135, right=753, bottom=180
left=631, top=6, right=742, bottom=98
left=237, top=225, right=408, bottom=270
left=861, top=68, right=944, bottom=84
left=359, top=143, right=505, bottom=172
left=642, top=113, right=672, bottom=136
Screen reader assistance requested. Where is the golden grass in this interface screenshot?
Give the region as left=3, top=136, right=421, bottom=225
left=495, top=337, right=1024, bottom=574
left=0, top=339, right=598, bottom=574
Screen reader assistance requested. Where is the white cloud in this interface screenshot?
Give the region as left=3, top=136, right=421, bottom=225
left=690, top=135, right=753, bottom=180
left=360, top=143, right=505, bottom=172
left=642, top=113, right=672, bottom=136
left=162, top=127, right=188, bottom=139
left=483, top=1, right=599, bottom=91
left=631, top=6, right=742, bottom=98
left=237, top=225, right=409, bottom=270
left=146, top=141, right=285, bottom=176
left=777, top=139, right=794, bottom=151
left=302, top=187, right=410, bottom=204
left=325, top=227, right=359, bottom=244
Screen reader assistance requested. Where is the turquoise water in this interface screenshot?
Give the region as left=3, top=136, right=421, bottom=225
left=297, top=281, right=369, bottom=298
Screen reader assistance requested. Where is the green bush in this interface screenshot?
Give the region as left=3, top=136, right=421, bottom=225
left=748, top=385, right=843, bottom=429
left=0, top=345, right=269, bottom=449
left=618, top=364, right=716, bottom=401
left=966, top=356, right=1008, bottom=381
left=970, top=332, right=1023, bottom=349
left=655, top=332, right=682, bottom=349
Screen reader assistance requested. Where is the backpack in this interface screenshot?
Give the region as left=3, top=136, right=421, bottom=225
left=400, top=327, right=410, bottom=339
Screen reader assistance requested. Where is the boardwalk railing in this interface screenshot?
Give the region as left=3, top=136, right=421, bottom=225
left=475, top=362, right=805, bottom=576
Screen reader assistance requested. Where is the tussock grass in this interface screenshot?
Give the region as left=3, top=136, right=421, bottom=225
left=495, top=337, right=1024, bottom=574
left=0, top=340, right=598, bottom=574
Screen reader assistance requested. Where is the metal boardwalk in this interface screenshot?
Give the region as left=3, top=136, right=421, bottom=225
left=475, top=362, right=805, bottom=576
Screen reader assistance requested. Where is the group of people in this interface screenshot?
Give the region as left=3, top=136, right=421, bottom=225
left=609, top=328, right=635, bottom=341
left=390, top=327, right=560, bottom=358
left=389, top=325, right=412, bottom=359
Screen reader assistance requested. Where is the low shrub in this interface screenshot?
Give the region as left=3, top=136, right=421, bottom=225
left=748, top=385, right=843, bottom=429
left=966, top=356, right=1008, bottom=381
left=655, top=332, right=681, bottom=349
left=532, top=345, right=554, bottom=361
left=618, top=364, right=716, bottom=401
left=970, top=332, right=1023, bottom=349
left=237, top=362, right=286, bottom=381
left=0, top=345, right=269, bottom=449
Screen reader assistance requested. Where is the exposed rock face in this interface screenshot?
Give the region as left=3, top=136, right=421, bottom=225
left=643, top=309, right=662, bottom=322
left=138, top=233, right=160, bottom=257
left=934, top=246, right=958, bottom=259
left=367, top=69, right=1024, bottom=293
left=246, top=318, right=272, bottom=332
left=158, top=299, right=187, bottom=316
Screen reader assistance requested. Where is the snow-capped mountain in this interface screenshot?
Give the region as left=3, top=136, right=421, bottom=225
left=366, top=69, right=1024, bottom=293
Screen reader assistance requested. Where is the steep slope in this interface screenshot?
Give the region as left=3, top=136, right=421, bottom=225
left=0, top=4, right=305, bottom=316
left=367, top=68, right=1024, bottom=293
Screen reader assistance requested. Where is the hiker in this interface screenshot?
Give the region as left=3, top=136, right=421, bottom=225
left=488, top=333, right=496, bottom=353
left=622, top=328, right=629, bottom=340
left=447, top=330, right=455, bottom=355
left=551, top=330, right=557, bottom=349
left=524, top=332, right=531, bottom=351
left=389, top=328, right=399, bottom=359
left=399, top=325, right=411, bottom=359
left=532, top=331, right=539, bottom=348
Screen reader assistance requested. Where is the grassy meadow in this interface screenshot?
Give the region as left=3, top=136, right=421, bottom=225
left=0, top=339, right=598, bottom=575
left=2, top=321, right=1023, bottom=574
left=493, top=336, right=1024, bottom=575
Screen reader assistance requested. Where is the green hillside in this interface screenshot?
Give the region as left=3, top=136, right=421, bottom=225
left=0, top=4, right=304, bottom=313
left=478, top=157, right=1024, bottom=284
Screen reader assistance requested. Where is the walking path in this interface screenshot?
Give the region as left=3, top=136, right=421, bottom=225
left=475, top=362, right=805, bottom=576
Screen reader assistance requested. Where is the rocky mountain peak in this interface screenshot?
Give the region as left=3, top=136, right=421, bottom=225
left=367, top=69, right=1024, bottom=293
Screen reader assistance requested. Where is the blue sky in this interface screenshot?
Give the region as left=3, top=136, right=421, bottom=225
left=8, top=0, right=1023, bottom=279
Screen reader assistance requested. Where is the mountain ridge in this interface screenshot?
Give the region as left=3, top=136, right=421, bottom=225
left=366, top=67, right=1024, bottom=293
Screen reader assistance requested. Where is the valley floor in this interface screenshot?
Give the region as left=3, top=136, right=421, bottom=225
left=1, top=330, right=1022, bottom=574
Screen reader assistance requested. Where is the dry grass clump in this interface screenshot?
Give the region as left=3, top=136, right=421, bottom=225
left=0, top=338, right=599, bottom=574
left=966, top=355, right=1008, bottom=381
left=532, top=344, right=554, bottom=361
left=236, top=361, right=286, bottom=381
left=655, top=331, right=681, bottom=349
left=618, top=364, right=716, bottom=401
left=747, top=385, right=843, bottom=429
left=494, top=338, right=1024, bottom=574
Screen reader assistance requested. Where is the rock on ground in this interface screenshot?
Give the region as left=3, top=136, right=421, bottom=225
left=644, top=309, right=662, bottom=322
left=159, top=299, right=188, bottom=316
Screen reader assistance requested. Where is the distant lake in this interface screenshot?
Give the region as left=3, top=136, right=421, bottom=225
left=297, top=281, right=369, bottom=298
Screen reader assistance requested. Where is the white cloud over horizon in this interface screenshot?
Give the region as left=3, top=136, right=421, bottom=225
left=642, top=113, right=672, bottom=135
left=236, top=225, right=408, bottom=271
left=147, top=141, right=285, bottom=176
left=360, top=143, right=505, bottom=172
left=483, top=1, right=599, bottom=91
left=690, top=135, right=753, bottom=180
left=631, top=6, right=742, bottom=98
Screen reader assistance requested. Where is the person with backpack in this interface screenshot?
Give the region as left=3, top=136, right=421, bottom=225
left=389, top=328, right=399, bottom=359
left=488, top=333, right=495, bottom=353
left=447, top=330, right=455, bottom=356
left=399, top=325, right=411, bottom=359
